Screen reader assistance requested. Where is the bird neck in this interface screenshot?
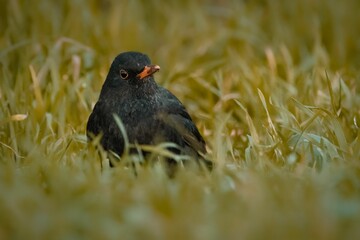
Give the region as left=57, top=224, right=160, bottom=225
left=132, top=78, right=158, bottom=97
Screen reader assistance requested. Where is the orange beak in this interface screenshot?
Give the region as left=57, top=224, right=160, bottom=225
left=137, top=65, right=160, bottom=79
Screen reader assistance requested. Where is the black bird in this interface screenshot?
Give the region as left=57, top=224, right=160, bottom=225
left=87, top=51, right=212, bottom=171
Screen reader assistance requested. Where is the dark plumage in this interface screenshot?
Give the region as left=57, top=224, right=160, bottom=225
left=87, top=51, right=212, bottom=171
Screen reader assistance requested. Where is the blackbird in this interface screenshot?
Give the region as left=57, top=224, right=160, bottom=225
left=86, top=51, right=212, bottom=171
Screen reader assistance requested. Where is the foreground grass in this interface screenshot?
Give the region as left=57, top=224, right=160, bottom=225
left=1, top=0, right=360, bottom=239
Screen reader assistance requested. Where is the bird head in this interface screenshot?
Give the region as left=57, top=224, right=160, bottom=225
left=104, top=51, right=160, bottom=89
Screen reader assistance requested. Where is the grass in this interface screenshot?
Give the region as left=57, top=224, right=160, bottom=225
left=1, top=0, right=360, bottom=239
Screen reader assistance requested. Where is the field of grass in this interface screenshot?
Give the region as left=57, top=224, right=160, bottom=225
left=1, top=0, right=360, bottom=239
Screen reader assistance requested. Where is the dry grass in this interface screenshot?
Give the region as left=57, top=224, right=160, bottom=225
left=1, top=0, right=360, bottom=239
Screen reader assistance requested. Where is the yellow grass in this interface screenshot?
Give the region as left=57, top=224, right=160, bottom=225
left=1, top=0, right=360, bottom=239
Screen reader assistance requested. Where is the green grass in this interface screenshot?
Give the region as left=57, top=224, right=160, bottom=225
left=1, top=0, right=360, bottom=239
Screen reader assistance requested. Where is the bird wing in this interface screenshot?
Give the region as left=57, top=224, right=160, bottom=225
left=157, top=87, right=206, bottom=154
left=86, top=100, right=105, bottom=140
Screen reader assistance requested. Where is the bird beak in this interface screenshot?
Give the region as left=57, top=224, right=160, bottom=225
left=137, top=65, right=160, bottom=79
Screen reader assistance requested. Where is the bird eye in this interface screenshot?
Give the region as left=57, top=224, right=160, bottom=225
left=119, top=69, right=129, bottom=79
